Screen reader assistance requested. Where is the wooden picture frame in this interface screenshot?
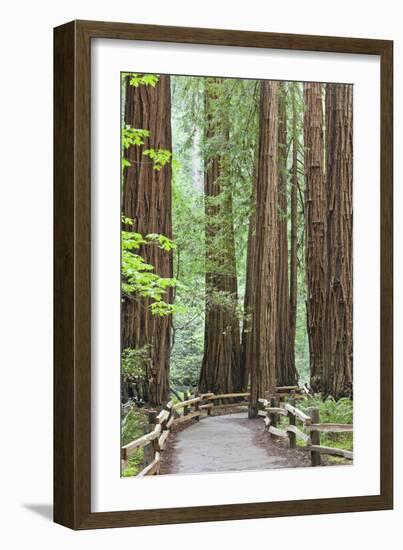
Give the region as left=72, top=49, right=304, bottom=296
left=54, top=20, right=393, bottom=529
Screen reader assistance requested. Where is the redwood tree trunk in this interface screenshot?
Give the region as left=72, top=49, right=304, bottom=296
left=199, top=78, right=241, bottom=394
left=304, top=82, right=326, bottom=392
left=322, top=83, right=353, bottom=398
left=248, top=80, right=279, bottom=416
left=289, top=83, right=299, bottom=380
left=276, top=84, right=298, bottom=386
left=240, top=178, right=256, bottom=391
left=121, top=75, right=173, bottom=406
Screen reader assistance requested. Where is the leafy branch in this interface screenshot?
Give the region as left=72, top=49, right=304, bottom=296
left=122, top=217, right=178, bottom=317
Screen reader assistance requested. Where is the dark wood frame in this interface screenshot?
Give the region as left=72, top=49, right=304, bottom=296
left=54, top=20, right=393, bottom=530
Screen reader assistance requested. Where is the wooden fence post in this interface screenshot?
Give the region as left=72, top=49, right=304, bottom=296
left=288, top=398, right=297, bottom=449
left=308, top=406, right=321, bottom=466
left=207, top=391, right=213, bottom=415
left=183, top=391, right=189, bottom=416
left=207, top=394, right=212, bottom=415
left=194, top=391, right=200, bottom=421
left=143, top=410, right=157, bottom=467
left=269, top=396, right=278, bottom=436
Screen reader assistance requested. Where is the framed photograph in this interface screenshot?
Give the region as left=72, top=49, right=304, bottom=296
left=54, top=20, right=393, bottom=529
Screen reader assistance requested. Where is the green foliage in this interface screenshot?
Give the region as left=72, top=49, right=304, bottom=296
left=122, top=451, right=144, bottom=477
left=169, top=76, right=207, bottom=387
left=299, top=396, right=353, bottom=455
left=120, top=71, right=178, bottom=318
left=170, top=326, right=204, bottom=387
left=120, top=71, right=178, bottom=316
left=121, top=407, right=148, bottom=445
left=121, top=230, right=147, bottom=251
left=121, top=217, right=178, bottom=316
left=121, top=74, right=175, bottom=172
left=143, top=148, right=173, bottom=171
left=121, top=128, right=176, bottom=172
left=146, top=233, right=177, bottom=252
left=121, top=346, right=150, bottom=382
left=121, top=126, right=151, bottom=170
left=127, top=73, right=159, bottom=88
left=277, top=395, right=353, bottom=464
left=121, top=407, right=148, bottom=477
left=122, top=126, right=150, bottom=149
left=121, top=128, right=175, bottom=172
left=298, top=395, right=353, bottom=425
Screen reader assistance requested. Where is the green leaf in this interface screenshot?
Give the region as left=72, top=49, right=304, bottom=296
left=128, top=73, right=159, bottom=88
left=143, top=148, right=173, bottom=170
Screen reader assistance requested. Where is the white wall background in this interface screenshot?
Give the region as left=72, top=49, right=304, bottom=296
left=0, top=0, right=400, bottom=547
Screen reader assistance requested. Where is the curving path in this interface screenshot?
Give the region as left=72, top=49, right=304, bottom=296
left=160, top=412, right=310, bottom=475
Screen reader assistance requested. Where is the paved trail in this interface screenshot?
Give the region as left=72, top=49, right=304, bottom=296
left=160, top=412, right=310, bottom=475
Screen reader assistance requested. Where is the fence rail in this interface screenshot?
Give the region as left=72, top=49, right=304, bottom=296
left=258, top=397, right=353, bottom=466
left=121, top=391, right=253, bottom=475
left=121, top=387, right=353, bottom=475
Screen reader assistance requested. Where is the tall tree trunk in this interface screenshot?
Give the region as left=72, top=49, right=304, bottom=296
left=322, top=84, right=353, bottom=398
left=276, top=83, right=298, bottom=386
left=240, top=168, right=256, bottom=390
left=248, top=80, right=279, bottom=416
left=199, top=78, right=241, bottom=394
left=289, top=83, right=299, bottom=379
left=121, top=75, right=173, bottom=406
left=304, top=82, right=326, bottom=392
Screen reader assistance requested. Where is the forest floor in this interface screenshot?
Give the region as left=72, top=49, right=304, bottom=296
left=160, top=412, right=312, bottom=475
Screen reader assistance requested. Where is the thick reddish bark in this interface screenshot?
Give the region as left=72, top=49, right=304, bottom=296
left=248, top=80, right=279, bottom=416
left=276, top=84, right=298, bottom=386
left=199, top=78, right=241, bottom=394
left=289, top=83, right=299, bottom=379
left=121, top=75, right=173, bottom=406
left=304, top=82, right=326, bottom=392
left=322, top=83, right=353, bottom=398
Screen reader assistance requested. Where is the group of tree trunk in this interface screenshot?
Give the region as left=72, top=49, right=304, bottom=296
left=121, top=74, right=353, bottom=410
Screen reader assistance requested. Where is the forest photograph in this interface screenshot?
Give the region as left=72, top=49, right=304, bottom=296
left=120, top=72, right=353, bottom=478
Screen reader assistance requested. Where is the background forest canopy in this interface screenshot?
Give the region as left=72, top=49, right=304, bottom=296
left=120, top=72, right=353, bottom=416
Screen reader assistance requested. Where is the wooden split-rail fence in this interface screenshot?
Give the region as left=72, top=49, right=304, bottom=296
left=120, top=390, right=250, bottom=476
left=121, top=387, right=353, bottom=476
left=257, top=395, right=353, bottom=465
